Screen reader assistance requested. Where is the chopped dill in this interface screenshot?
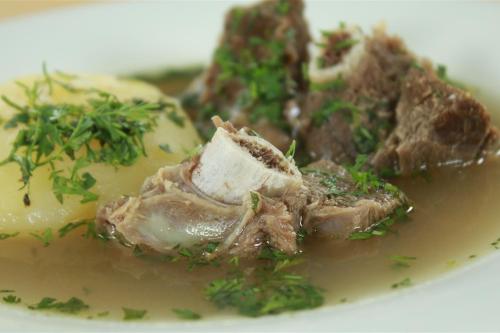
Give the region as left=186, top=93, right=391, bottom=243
left=58, top=220, right=90, bottom=238
left=389, top=255, right=417, bottom=268
left=285, top=139, right=296, bottom=159
left=3, top=295, right=21, bottom=304
left=312, top=99, right=359, bottom=127
left=172, top=308, right=202, bottom=320
left=205, top=246, right=323, bottom=317
left=250, top=191, right=261, bottom=213
left=391, top=277, right=412, bottom=289
left=30, top=228, right=53, bottom=247
left=122, top=307, right=147, bottom=320
left=334, top=38, right=358, bottom=51
left=29, top=296, right=89, bottom=314
left=0, top=69, right=164, bottom=205
left=0, top=232, right=20, bottom=241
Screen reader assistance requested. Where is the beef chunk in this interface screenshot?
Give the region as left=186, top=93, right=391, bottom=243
left=302, top=25, right=415, bottom=163
left=194, top=0, right=310, bottom=150
left=372, top=67, right=500, bottom=175
left=301, top=160, right=407, bottom=239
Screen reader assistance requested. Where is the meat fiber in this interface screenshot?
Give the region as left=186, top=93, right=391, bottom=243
left=302, top=24, right=415, bottom=163
left=372, top=67, right=500, bottom=175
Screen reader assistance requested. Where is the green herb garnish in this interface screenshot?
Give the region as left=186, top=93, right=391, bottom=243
left=122, top=307, right=147, bottom=320
left=349, top=206, right=410, bottom=240
left=250, top=191, right=261, bottom=213
left=205, top=247, right=323, bottom=317
left=172, top=308, right=202, bottom=320
left=0, top=72, right=163, bottom=205
left=312, top=99, right=359, bottom=127
left=2, top=295, right=21, bottom=304
left=391, top=278, right=412, bottom=289
left=285, top=140, right=296, bottom=159
left=58, top=220, right=89, bottom=238
left=30, top=228, right=53, bottom=247
left=335, top=38, right=358, bottom=51
left=0, top=232, right=20, bottom=241
left=29, top=297, right=89, bottom=314
left=390, top=255, right=417, bottom=268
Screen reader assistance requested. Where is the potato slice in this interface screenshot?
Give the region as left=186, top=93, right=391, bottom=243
left=0, top=73, right=201, bottom=233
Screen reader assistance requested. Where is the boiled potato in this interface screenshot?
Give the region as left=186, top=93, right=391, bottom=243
left=0, top=73, right=201, bottom=233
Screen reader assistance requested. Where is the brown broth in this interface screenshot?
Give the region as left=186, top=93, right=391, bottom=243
left=0, top=73, right=499, bottom=321
left=0, top=159, right=499, bottom=321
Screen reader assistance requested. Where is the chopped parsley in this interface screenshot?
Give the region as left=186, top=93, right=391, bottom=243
left=285, top=140, right=296, bottom=159
left=172, top=308, right=202, bottom=320
left=349, top=206, right=410, bottom=240
left=312, top=99, right=359, bottom=127
left=2, top=295, right=21, bottom=304
left=97, top=311, right=110, bottom=317
left=391, top=278, right=412, bottom=289
left=122, top=307, right=147, bottom=320
left=390, top=255, right=417, bottom=268
left=166, top=110, right=185, bottom=127
left=29, top=297, right=89, bottom=314
left=0, top=72, right=164, bottom=205
left=58, top=220, right=89, bottom=238
left=213, top=36, right=292, bottom=130
left=0, top=232, right=19, bottom=241
left=334, top=38, right=358, bottom=51
left=205, top=247, right=323, bottom=317
left=30, top=228, right=53, bottom=247
left=250, top=191, right=261, bottom=213
left=491, top=237, right=500, bottom=250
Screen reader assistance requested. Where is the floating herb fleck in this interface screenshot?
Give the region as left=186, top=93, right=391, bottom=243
left=29, top=297, right=89, bottom=314
left=250, top=191, right=261, bottom=213
left=390, top=255, right=417, bottom=268
left=391, top=277, right=412, bottom=289
left=172, top=308, right=202, bottom=320
left=30, top=228, right=53, bottom=247
left=3, top=295, right=21, bottom=304
left=285, top=140, right=296, bottom=159
left=122, top=307, right=147, bottom=320
left=0, top=232, right=20, bottom=241
left=205, top=247, right=323, bottom=317
left=58, top=220, right=89, bottom=238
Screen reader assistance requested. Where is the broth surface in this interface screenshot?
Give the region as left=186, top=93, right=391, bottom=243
left=0, top=159, right=499, bottom=321
left=0, top=72, right=499, bottom=321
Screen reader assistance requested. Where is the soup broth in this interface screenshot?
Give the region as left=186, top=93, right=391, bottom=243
left=0, top=71, right=499, bottom=321
left=0, top=159, right=499, bottom=321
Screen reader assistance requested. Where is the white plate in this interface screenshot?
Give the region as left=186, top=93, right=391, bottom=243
left=0, top=1, right=499, bottom=332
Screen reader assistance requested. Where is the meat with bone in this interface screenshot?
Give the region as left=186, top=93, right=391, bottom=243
left=371, top=67, right=500, bottom=175
left=97, top=117, right=408, bottom=257
left=193, top=0, right=310, bottom=150
left=302, top=24, right=415, bottom=163
left=301, top=160, right=407, bottom=239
